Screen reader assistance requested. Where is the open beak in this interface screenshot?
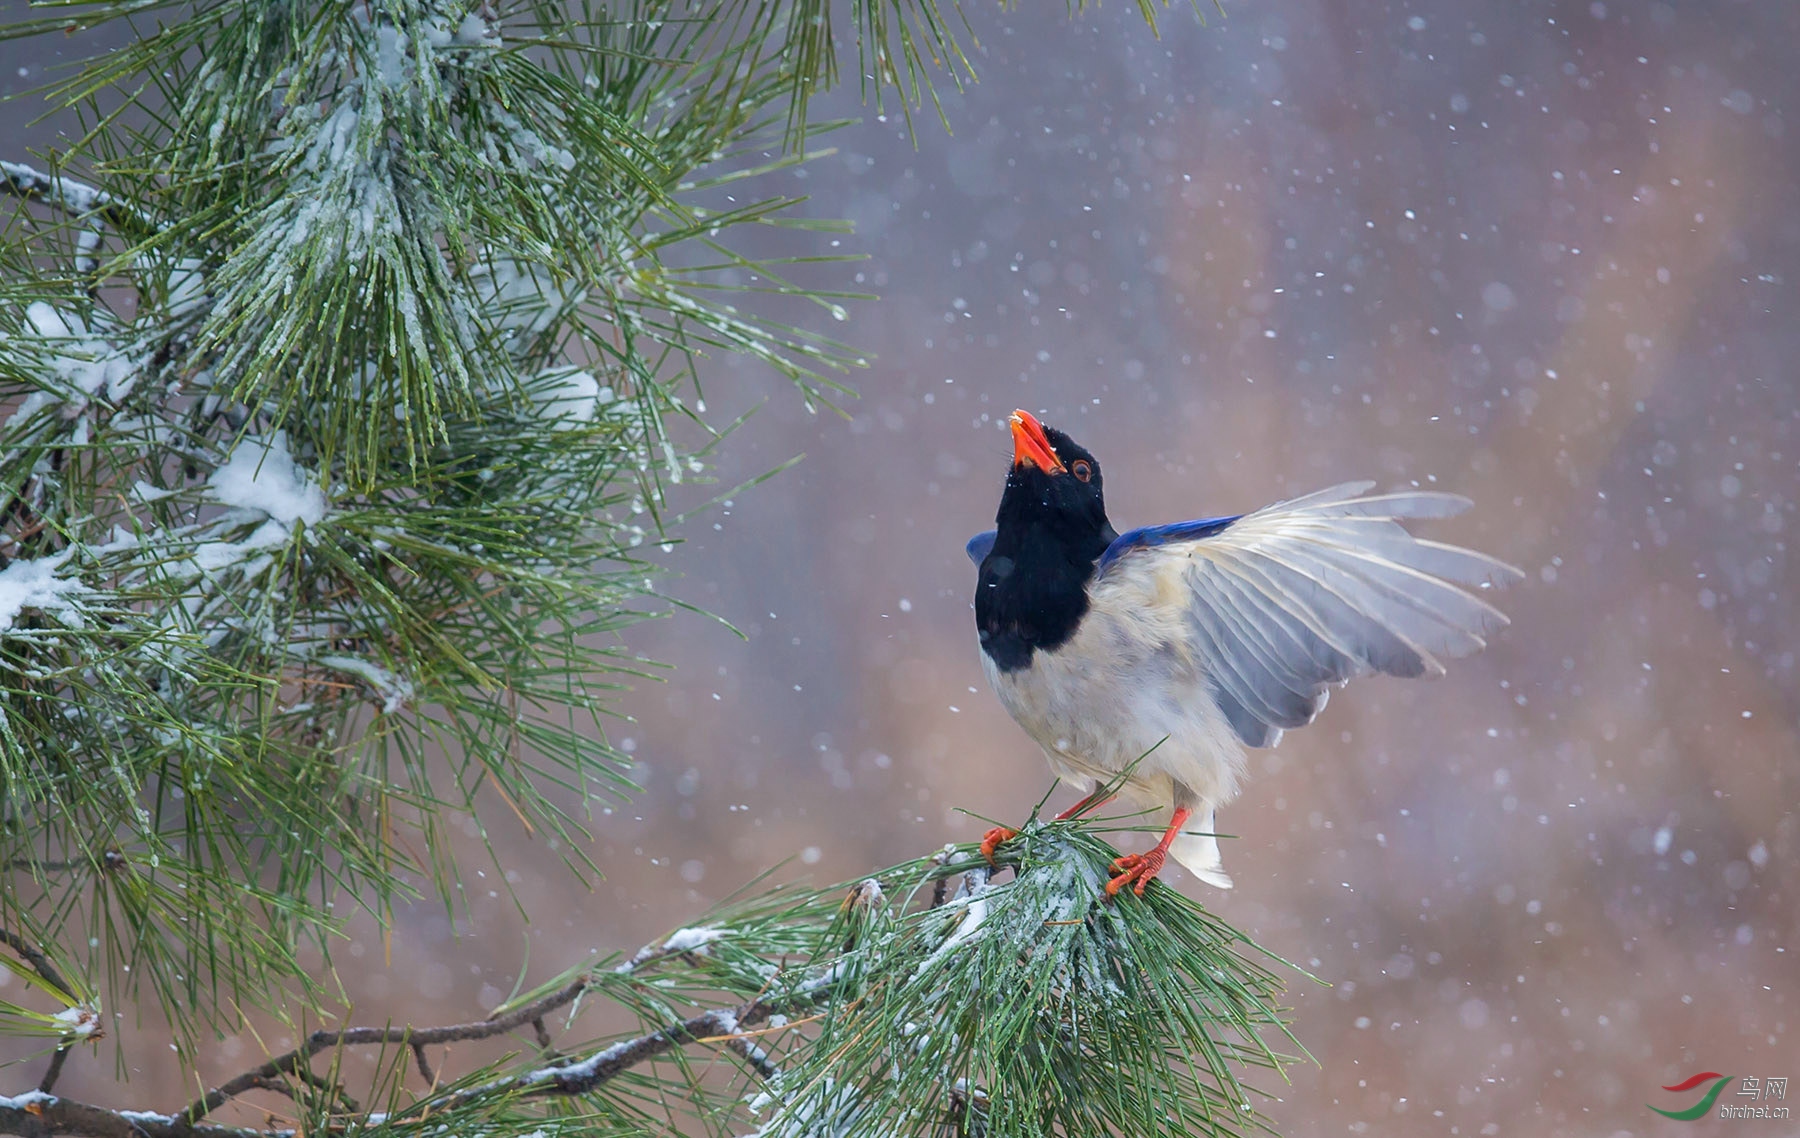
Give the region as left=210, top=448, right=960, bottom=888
left=1009, top=409, right=1065, bottom=474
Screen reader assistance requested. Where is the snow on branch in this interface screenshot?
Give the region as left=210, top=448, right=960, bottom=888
left=0, top=551, right=90, bottom=635
left=206, top=433, right=328, bottom=528
left=1, top=160, right=157, bottom=238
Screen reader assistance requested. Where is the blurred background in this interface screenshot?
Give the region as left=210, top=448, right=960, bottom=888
left=4, top=1, right=1796, bottom=1135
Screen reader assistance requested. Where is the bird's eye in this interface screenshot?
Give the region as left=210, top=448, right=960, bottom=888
left=1071, top=460, right=1093, bottom=483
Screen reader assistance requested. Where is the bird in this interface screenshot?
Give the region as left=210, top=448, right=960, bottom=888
left=968, top=409, right=1522, bottom=896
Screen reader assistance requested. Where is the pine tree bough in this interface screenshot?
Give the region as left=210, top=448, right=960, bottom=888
left=2, top=825, right=1301, bottom=1138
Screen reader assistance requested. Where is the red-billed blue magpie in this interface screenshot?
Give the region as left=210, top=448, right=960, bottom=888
left=969, top=409, right=1521, bottom=896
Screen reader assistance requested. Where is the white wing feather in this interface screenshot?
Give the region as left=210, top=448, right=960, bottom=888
left=1099, top=481, right=1522, bottom=750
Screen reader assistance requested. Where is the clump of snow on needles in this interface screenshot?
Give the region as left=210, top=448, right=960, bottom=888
left=5, top=302, right=141, bottom=427
left=209, top=432, right=327, bottom=527
left=531, top=367, right=610, bottom=426
left=316, top=654, right=413, bottom=715
left=661, top=926, right=725, bottom=954
left=53, top=1005, right=101, bottom=1038
left=0, top=551, right=89, bottom=634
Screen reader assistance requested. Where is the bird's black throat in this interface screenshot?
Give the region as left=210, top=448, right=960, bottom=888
left=975, top=462, right=1117, bottom=672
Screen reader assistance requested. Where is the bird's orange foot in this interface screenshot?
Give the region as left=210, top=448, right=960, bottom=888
left=980, top=826, right=1018, bottom=866
left=1105, top=847, right=1169, bottom=897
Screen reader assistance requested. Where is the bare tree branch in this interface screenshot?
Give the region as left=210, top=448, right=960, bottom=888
left=433, top=1001, right=766, bottom=1110
left=725, top=1032, right=782, bottom=1082
left=410, top=1040, right=435, bottom=1084
left=36, top=1046, right=70, bottom=1096
left=178, top=973, right=594, bottom=1124
left=169, top=927, right=790, bottom=1126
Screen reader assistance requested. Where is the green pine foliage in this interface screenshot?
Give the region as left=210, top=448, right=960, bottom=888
left=0, top=3, right=1295, bottom=1136
left=756, top=824, right=1300, bottom=1138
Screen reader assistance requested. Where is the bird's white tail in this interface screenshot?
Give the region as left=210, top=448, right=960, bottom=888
left=1168, top=807, right=1233, bottom=890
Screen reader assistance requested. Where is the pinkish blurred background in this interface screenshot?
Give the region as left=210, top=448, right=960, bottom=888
left=4, top=2, right=1796, bottom=1135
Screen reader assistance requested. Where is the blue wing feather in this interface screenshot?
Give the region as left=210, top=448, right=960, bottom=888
left=965, top=529, right=998, bottom=566
left=1098, top=515, right=1241, bottom=573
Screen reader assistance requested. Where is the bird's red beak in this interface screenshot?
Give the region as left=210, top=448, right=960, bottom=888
left=1010, top=409, right=1065, bottom=474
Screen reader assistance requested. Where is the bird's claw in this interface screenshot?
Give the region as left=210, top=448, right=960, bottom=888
left=979, top=826, right=1018, bottom=866
left=1105, top=847, right=1168, bottom=897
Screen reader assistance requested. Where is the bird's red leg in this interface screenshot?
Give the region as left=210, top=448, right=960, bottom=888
left=1053, top=790, right=1115, bottom=822
left=1105, top=807, right=1193, bottom=898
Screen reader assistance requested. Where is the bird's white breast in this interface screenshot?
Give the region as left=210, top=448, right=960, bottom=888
left=980, top=551, right=1247, bottom=813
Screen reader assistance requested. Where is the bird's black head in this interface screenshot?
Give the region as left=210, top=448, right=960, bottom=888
left=975, top=410, right=1119, bottom=671
left=994, top=409, right=1116, bottom=561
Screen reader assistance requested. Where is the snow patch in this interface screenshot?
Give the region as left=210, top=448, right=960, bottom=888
left=165, top=258, right=208, bottom=318
left=0, top=553, right=89, bottom=633
left=456, top=13, right=500, bottom=46
left=663, top=926, right=724, bottom=954
left=53, top=1005, right=100, bottom=1037
left=916, top=869, right=991, bottom=978
left=192, top=520, right=290, bottom=576
left=471, top=257, right=585, bottom=337
left=531, top=368, right=608, bottom=425
left=0, top=1090, right=55, bottom=1110
left=374, top=23, right=412, bottom=89
left=209, top=433, right=327, bottom=527
left=316, top=654, right=413, bottom=714
left=12, top=301, right=140, bottom=412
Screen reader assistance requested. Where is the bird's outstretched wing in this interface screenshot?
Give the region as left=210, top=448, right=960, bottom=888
left=1097, top=481, right=1523, bottom=749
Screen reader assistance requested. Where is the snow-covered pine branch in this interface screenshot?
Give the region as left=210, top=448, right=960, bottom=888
left=2, top=823, right=1297, bottom=1138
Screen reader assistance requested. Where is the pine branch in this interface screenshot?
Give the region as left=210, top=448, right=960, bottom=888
left=0, top=159, right=157, bottom=238
left=2, top=821, right=1301, bottom=1138
left=0, top=1001, right=788, bottom=1138
left=0, top=935, right=831, bottom=1138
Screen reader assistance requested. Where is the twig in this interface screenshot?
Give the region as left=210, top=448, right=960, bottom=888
left=288, top=1062, right=359, bottom=1115
left=0, top=927, right=75, bottom=997
left=238, top=1075, right=297, bottom=1102
left=725, top=1032, right=781, bottom=1081
left=175, top=927, right=728, bottom=1125
left=6, top=859, right=81, bottom=873
left=410, top=1041, right=434, bottom=1083
left=37, top=1046, right=71, bottom=1095
left=180, top=974, right=592, bottom=1123
left=0, top=1094, right=283, bottom=1138
left=429, top=998, right=785, bottom=1111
